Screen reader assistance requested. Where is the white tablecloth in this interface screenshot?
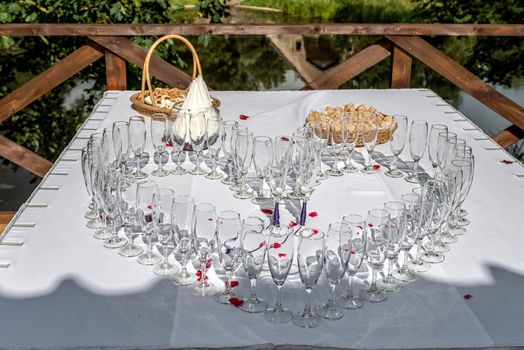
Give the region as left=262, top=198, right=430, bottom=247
left=1, top=89, right=523, bottom=349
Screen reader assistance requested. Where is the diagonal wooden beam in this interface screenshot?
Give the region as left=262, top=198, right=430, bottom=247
left=0, top=135, right=52, bottom=177
left=301, top=40, right=391, bottom=90
left=386, top=35, right=524, bottom=132
left=492, top=124, right=524, bottom=149
left=0, top=42, right=104, bottom=124
left=89, top=36, right=193, bottom=89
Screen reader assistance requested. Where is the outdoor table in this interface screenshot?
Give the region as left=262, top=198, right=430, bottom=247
left=1, top=89, right=523, bottom=349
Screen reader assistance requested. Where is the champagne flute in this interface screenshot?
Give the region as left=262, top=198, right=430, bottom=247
left=240, top=216, right=267, bottom=313
left=136, top=180, right=162, bottom=266
left=234, top=130, right=254, bottom=199
left=205, top=116, right=224, bottom=179
left=385, top=115, right=408, bottom=178
left=152, top=188, right=178, bottom=276
left=342, top=114, right=360, bottom=173
left=228, top=125, right=249, bottom=192
left=405, top=120, right=428, bottom=183
left=361, top=113, right=380, bottom=174
left=215, top=210, right=242, bottom=304
left=292, top=229, right=325, bottom=328
left=267, top=136, right=292, bottom=225
left=170, top=113, right=188, bottom=175
left=393, top=193, right=421, bottom=282
left=326, top=113, right=346, bottom=177
left=116, top=179, right=144, bottom=257
left=97, top=166, right=127, bottom=249
left=252, top=136, right=273, bottom=204
left=220, top=120, right=239, bottom=185
left=360, top=208, right=390, bottom=303
left=288, top=132, right=309, bottom=199
left=317, top=222, right=352, bottom=320
left=338, top=214, right=366, bottom=309
left=428, top=124, right=448, bottom=177
left=188, top=109, right=207, bottom=175
left=311, top=117, right=330, bottom=180
left=151, top=114, right=170, bottom=177
left=129, top=116, right=148, bottom=179
left=81, top=147, right=98, bottom=223
left=264, top=226, right=294, bottom=323
left=192, top=202, right=217, bottom=296
left=171, top=195, right=197, bottom=286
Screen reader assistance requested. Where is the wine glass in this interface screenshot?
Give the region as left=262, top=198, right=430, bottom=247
left=150, top=114, right=170, bottom=177
left=298, top=139, right=322, bottom=226
left=361, top=113, right=380, bottom=174
left=170, top=113, right=188, bottom=175
left=228, top=125, right=249, bottom=192
left=171, top=195, right=197, bottom=286
left=252, top=136, right=273, bottom=205
left=188, top=109, right=207, bottom=175
left=292, top=229, right=325, bottom=328
left=112, top=121, right=129, bottom=172
left=88, top=149, right=112, bottom=238
left=267, top=136, right=292, bottom=225
left=102, top=127, right=118, bottom=171
left=378, top=201, right=406, bottom=292
left=215, top=210, right=242, bottom=304
left=393, top=193, right=422, bottom=282
left=152, top=188, right=178, bottom=276
left=81, top=147, right=98, bottom=224
left=288, top=132, right=309, bottom=199
left=326, top=113, right=346, bottom=177
left=240, top=216, right=267, bottom=313
left=136, top=180, right=162, bottom=266
left=452, top=147, right=474, bottom=229
left=311, top=117, right=330, bottom=180
left=264, top=226, right=294, bottom=323
left=428, top=124, right=447, bottom=177
left=360, top=208, right=390, bottom=303
left=338, top=214, right=366, bottom=309
left=317, top=222, right=352, bottom=320
left=439, top=132, right=457, bottom=172
left=129, top=116, right=148, bottom=179
left=342, top=113, right=360, bottom=173
left=385, top=115, right=408, bottom=178
left=220, top=120, right=239, bottom=185
left=205, top=115, right=224, bottom=179
left=405, top=120, right=428, bottom=183
left=234, top=130, right=254, bottom=199
left=116, top=180, right=144, bottom=258
left=419, top=179, right=448, bottom=264
left=192, top=202, right=217, bottom=296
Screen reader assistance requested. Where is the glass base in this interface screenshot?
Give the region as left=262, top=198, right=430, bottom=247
left=103, top=236, right=127, bottom=249
left=404, top=174, right=421, bottom=183
left=93, top=227, right=112, bottom=240
left=393, top=268, right=417, bottom=282
left=233, top=189, right=254, bottom=200
left=342, top=164, right=359, bottom=173
left=450, top=226, right=467, bottom=235
left=205, top=170, right=223, bottom=180
left=240, top=297, right=267, bottom=313
left=133, top=170, right=149, bottom=180
left=171, top=269, right=197, bottom=286
left=360, top=288, right=387, bottom=303
left=421, top=251, right=445, bottom=264
left=264, top=307, right=293, bottom=323
left=153, top=262, right=179, bottom=277
left=385, top=169, right=403, bottom=178
left=251, top=196, right=272, bottom=205
left=118, top=243, right=143, bottom=257
left=317, top=171, right=329, bottom=180
left=171, top=167, right=187, bottom=175
left=287, top=191, right=304, bottom=200
left=192, top=282, right=218, bottom=297
left=84, top=209, right=97, bottom=220
left=292, top=311, right=321, bottom=328
left=87, top=218, right=104, bottom=230
left=189, top=166, right=206, bottom=176
left=361, top=166, right=379, bottom=174
left=459, top=208, right=468, bottom=216
left=407, top=259, right=431, bottom=273
left=377, top=277, right=401, bottom=292
left=326, top=168, right=344, bottom=177
left=440, top=233, right=458, bottom=244
left=433, top=242, right=451, bottom=253
left=137, top=251, right=162, bottom=266
left=215, top=289, right=242, bottom=304
left=152, top=168, right=170, bottom=177
left=221, top=175, right=236, bottom=185
left=336, top=294, right=364, bottom=309
left=457, top=217, right=470, bottom=226
left=316, top=303, right=345, bottom=320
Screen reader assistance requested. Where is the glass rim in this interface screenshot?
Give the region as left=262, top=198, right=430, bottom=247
left=254, top=135, right=271, bottom=142
left=195, top=202, right=215, bottom=211
left=129, top=115, right=145, bottom=121
left=342, top=213, right=365, bottom=224
left=218, top=210, right=240, bottom=220
left=174, top=194, right=194, bottom=204
left=384, top=200, right=406, bottom=211
left=137, top=180, right=158, bottom=189
left=368, top=208, right=390, bottom=219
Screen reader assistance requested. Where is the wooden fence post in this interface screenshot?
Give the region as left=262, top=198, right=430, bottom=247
left=390, top=45, right=412, bottom=88
left=105, top=50, right=127, bottom=90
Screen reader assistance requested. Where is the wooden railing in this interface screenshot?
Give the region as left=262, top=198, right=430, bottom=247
left=1, top=23, right=523, bottom=179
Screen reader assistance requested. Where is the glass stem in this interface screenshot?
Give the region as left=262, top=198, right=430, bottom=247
left=181, top=252, right=189, bottom=276
left=273, top=200, right=280, bottom=226
left=212, top=154, right=217, bottom=173
left=370, top=268, right=378, bottom=292
left=258, top=177, right=264, bottom=198
left=391, top=155, right=398, bottom=172
left=415, top=239, right=423, bottom=262
left=275, top=285, right=283, bottom=311
left=348, top=275, right=355, bottom=297
left=387, top=258, right=394, bottom=278
left=304, top=288, right=312, bottom=313
left=432, top=164, right=438, bottom=178
left=250, top=278, right=257, bottom=301
left=111, top=217, right=117, bottom=240
left=224, top=272, right=232, bottom=294
left=241, top=170, right=247, bottom=190
left=135, top=154, right=140, bottom=174
left=201, top=260, right=208, bottom=287
left=401, top=249, right=409, bottom=271
left=162, top=242, right=169, bottom=266
left=328, top=282, right=336, bottom=304
left=413, top=159, right=419, bottom=178
left=147, top=234, right=153, bottom=256
left=196, top=151, right=202, bottom=169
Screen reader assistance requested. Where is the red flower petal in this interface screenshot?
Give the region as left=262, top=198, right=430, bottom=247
left=229, top=297, right=244, bottom=307
left=289, top=220, right=297, bottom=227
left=239, top=114, right=250, bottom=120
left=166, top=143, right=173, bottom=147
left=351, top=251, right=357, bottom=255
left=280, top=136, right=290, bottom=141
left=208, top=218, right=214, bottom=221
left=259, top=241, right=266, bottom=248
left=261, top=208, right=273, bottom=215
left=147, top=204, right=153, bottom=209
left=308, top=211, right=318, bottom=218
left=278, top=253, right=287, bottom=258
left=205, top=259, right=212, bottom=269
left=145, top=214, right=153, bottom=223
left=271, top=243, right=282, bottom=249
left=368, top=223, right=374, bottom=228
left=464, top=294, right=473, bottom=300
left=312, top=229, right=319, bottom=235
left=372, top=164, right=381, bottom=170
left=228, top=280, right=239, bottom=288
left=501, top=160, right=514, bottom=164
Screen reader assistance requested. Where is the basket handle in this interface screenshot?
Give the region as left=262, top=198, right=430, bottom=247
left=140, top=34, right=203, bottom=104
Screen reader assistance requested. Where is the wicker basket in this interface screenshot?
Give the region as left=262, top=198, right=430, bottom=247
left=130, top=34, right=219, bottom=116
left=306, top=104, right=396, bottom=147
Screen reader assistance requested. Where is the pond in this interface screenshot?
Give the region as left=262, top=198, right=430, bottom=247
left=0, top=8, right=522, bottom=210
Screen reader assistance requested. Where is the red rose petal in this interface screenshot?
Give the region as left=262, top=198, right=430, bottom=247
left=208, top=218, right=214, bottom=221
left=205, top=259, right=212, bottom=269
left=464, top=294, right=472, bottom=300
left=228, top=280, right=239, bottom=288
left=368, top=223, right=374, bottom=228
left=501, top=160, right=513, bottom=164
left=289, top=220, right=297, bottom=227
left=278, top=253, right=287, bottom=258
left=312, top=229, right=319, bottom=235
left=308, top=211, right=318, bottom=218
left=239, top=114, right=250, bottom=120
left=147, top=204, right=153, bottom=209
left=351, top=251, right=357, bottom=255
left=372, top=164, right=381, bottom=170
left=166, top=143, right=173, bottom=147
left=259, top=241, right=265, bottom=248
left=271, top=243, right=282, bottom=249
left=229, top=297, right=244, bottom=307
left=145, top=214, right=153, bottom=223
left=280, top=136, right=290, bottom=141
left=261, top=209, right=273, bottom=215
